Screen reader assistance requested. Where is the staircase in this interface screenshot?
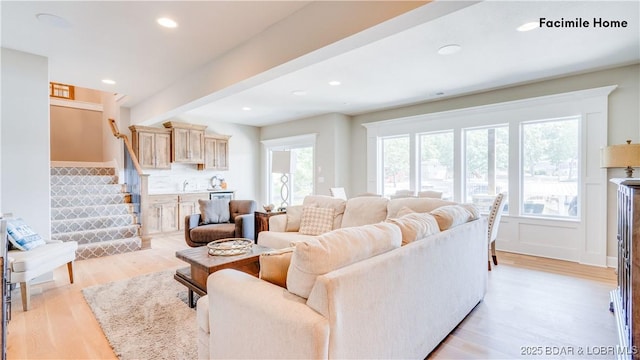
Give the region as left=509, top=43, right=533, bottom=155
left=50, top=164, right=142, bottom=259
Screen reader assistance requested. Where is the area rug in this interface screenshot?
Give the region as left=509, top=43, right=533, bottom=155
left=82, top=270, right=197, bottom=360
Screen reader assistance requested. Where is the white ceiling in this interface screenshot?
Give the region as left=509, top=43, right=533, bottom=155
left=2, top=1, right=639, bottom=127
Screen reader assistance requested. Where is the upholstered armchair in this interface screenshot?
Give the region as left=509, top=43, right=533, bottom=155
left=185, top=200, right=257, bottom=247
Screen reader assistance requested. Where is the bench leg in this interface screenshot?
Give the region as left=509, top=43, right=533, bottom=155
left=67, top=261, right=74, bottom=284
left=20, top=282, right=30, bottom=311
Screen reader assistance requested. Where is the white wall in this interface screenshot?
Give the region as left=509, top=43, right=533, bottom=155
left=1, top=48, right=51, bottom=237
left=351, top=64, right=640, bottom=260
left=137, top=115, right=261, bottom=201
left=260, top=112, right=352, bottom=201
left=102, top=92, right=124, bottom=169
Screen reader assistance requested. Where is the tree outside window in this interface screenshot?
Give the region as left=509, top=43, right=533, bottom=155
left=522, top=118, right=579, bottom=217
left=381, top=136, right=410, bottom=197
left=419, top=132, right=453, bottom=200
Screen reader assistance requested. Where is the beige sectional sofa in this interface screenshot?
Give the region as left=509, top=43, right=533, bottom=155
left=196, top=195, right=488, bottom=359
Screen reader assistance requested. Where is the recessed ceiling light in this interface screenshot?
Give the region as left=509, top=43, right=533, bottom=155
left=157, top=17, right=178, bottom=28
left=437, top=44, right=461, bottom=55
left=517, top=21, right=539, bottom=32
left=292, top=90, right=307, bottom=96
left=102, top=79, right=116, bottom=85
left=242, top=106, right=252, bottom=111
left=36, top=13, right=72, bottom=29
left=328, top=80, right=341, bottom=86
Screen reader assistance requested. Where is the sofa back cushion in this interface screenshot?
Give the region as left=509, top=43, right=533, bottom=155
left=302, top=195, right=347, bottom=229
left=287, top=222, right=401, bottom=299
left=229, top=200, right=256, bottom=223
left=386, top=197, right=456, bottom=219
left=386, top=210, right=440, bottom=245
left=341, top=196, right=389, bottom=228
left=430, top=205, right=474, bottom=231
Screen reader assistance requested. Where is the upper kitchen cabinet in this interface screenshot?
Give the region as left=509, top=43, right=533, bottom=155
left=129, top=125, right=171, bottom=169
left=199, top=135, right=231, bottom=171
left=163, top=121, right=207, bottom=164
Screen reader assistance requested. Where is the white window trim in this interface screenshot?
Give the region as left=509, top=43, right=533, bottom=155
left=363, top=85, right=617, bottom=266
left=261, top=133, right=317, bottom=206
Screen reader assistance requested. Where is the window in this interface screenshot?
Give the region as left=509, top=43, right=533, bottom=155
left=521, top=117, right=579, bottom=218
left=381, top=135, right=410, bottom=197
left=419, top=131, right=453, bottom=200
left=269, top=146, right=314, bottom=207
left=464, top=126, right=509, bottom=212
left=49, top=82, right=75, bottom=99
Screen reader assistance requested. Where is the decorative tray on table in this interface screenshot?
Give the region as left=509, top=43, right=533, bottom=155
left=207, top=238, right=252, bottom=256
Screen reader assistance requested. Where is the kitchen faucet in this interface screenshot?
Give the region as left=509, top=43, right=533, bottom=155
left=183, top=180, right=189, bottom=192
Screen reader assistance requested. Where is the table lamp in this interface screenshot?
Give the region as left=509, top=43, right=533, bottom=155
left=601, top=140, right=640, bottom=178
left=271, top=151, right=292, bottom=210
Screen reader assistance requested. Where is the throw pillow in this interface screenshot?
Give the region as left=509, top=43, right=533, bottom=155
left=198, top=198, right=230, bottom=224
left=430, top=205, right=473, bottom=231
left=298, top=207, right=335, bottom=236
left=386, top=197, right=457, bottom=218
left=285, top=205, right=305, bottom=232
left=259, top=247, right=294, bottom=288
left=386, top=211, right=440, bottom=245
left=302, top=195, right=347, bottom=229
left=287, top=222, right=401, bottom=298
left=6, top=218, right=46, bottom=251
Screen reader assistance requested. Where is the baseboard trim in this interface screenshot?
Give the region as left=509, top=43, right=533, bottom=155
left=607, top=256, right=618, bottom=268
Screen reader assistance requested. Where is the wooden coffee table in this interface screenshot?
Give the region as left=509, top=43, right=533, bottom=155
left=174, top=242, right=272, bottom=307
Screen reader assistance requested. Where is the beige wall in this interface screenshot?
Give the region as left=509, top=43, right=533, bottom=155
left=50, top=106, right=104, bottom=162
left=351, top=64, right=640, bottom=259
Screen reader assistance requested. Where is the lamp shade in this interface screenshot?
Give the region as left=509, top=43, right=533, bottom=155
left=600, top=141, right=640, bottom=168
left=271, top=151, right=292, bottom=174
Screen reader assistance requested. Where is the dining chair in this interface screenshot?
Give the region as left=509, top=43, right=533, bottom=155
left=329, top=187, right=347, bottom=200
left=487, top=192, right=507, bottom=271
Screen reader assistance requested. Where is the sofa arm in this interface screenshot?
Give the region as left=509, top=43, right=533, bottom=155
left=206, top=269, right=329, bottom=359
left=268, top=214, right=287, bottom=232
left=184, top=214, right=201, bottom=247
left=234, top=213, right=255, bottom=241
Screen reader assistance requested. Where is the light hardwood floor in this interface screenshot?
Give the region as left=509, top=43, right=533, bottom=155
left=7, top=234, right=617, bottom=359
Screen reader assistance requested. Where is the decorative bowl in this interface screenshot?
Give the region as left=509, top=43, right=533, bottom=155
left=263, top=204, right=275, bottom=212
left=207, top=238, right=253, bottom=256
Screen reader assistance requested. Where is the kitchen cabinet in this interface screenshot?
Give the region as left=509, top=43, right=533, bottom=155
left=147, top=192, right=210, bottom=234
left=199, top=135, right=231, bottom=171
left=129, top=125, right=171, bottom=169
left=163, top=121, right=207, bottom=164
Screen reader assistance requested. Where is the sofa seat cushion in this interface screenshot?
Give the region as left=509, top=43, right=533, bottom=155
left=302, top=195, right=346, bottom=229
left=387, top=197, right=456, bottom=219
left=257, top=231, right=317, bottom=249
left=9, top=240, right=77, bottom=273
left=190, top=223, right=236, bottom=244
left=287, top=223, right=401, bottom=299
left=341, top=196, right=389, bottom=228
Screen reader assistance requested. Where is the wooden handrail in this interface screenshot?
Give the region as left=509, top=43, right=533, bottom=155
left=109, top=118, right=144, bottom=176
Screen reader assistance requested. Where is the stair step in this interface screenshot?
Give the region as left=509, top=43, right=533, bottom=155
left=51, top=215, right=136, bottom=234
left=51, top=204, right=134, bottom=221
left=76, top=237, right=142, bottom=260
left=51, top=184, right=126, bottom=196
left=51, top=225, right=140, bottom=245
left=51, top=193, right=131, bottom=208
left=51, top=167, right=116, bottom=176
left=51, top=175, right=118, bottom=186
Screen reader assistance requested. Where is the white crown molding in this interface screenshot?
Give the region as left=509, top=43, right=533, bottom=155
left=50, top=98, right=103, bottom=112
